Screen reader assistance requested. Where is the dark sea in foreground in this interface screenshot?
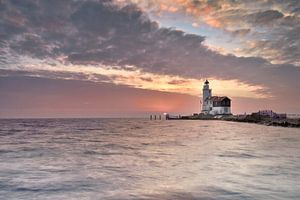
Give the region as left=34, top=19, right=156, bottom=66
left=0, top=119, right=300, bottom=200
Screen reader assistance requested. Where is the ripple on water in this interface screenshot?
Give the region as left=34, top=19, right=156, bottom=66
left=0, top=119, right=299, bottom=200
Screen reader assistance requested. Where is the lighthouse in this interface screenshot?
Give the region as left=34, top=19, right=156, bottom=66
left=201, top=80, right=211, bottom=113
left=201, top=79, right=232, bottom=115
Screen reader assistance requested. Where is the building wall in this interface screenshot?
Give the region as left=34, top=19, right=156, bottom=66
left=209, top=106, right=231, bottom=115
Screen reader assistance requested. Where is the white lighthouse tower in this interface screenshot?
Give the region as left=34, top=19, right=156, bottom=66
left=201, top=80, right=212, bottom=113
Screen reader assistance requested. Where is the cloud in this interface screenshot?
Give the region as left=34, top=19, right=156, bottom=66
left=0, top=0, right=300, bottom=107
left=131, top=0, right=300, bottom=66
left=167, top=79, right=189, bottom=85
left=247, top=10, right=284, bottom=25
left=230, top=28, right=251, bottom=37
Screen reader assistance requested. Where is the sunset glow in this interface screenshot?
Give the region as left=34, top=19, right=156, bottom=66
left=1, top=0, right=299, bottom=117
left=8, top=56, right=268, bottom=99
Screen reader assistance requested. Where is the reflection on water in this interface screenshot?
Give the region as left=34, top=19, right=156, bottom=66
left=0, top=119, right=300, bottom=199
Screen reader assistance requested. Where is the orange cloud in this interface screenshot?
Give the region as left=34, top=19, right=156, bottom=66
left=204, top=17, right=222, bottom=28
left=16, top=56, right=269, bottom=99
left=130, top=0, right=225, bottom=28
left=159, top=3, right=178, bottom=13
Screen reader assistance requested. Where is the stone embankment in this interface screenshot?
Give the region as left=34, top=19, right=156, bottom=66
left=223, top=115, right=300, bottom=128
left=166, top=113, right=300, bottom=128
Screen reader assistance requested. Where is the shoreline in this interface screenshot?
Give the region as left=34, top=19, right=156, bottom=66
left=166, top=115, right=300, bottom=128
left=223, top=117, right=300, bottom=128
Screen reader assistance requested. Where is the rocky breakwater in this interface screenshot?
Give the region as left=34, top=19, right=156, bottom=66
left=223, top=113, right=300, bottom=128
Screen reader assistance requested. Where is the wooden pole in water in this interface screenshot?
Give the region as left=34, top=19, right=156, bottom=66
left=150, top=115, right=152, bottom=120
left=154, top=115, right=156, bottom=120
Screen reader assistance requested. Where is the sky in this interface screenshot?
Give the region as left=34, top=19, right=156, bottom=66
left=0, top=0, right=300, bottom=118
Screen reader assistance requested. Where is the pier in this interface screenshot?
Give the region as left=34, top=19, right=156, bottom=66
left=150, top=114, right=162, bottom=120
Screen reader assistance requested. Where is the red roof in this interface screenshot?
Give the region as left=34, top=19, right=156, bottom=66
left=207, top=96, right=230, bottom=102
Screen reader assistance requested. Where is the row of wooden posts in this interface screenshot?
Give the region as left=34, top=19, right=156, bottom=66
left=150, top=115, right=162, bottom=120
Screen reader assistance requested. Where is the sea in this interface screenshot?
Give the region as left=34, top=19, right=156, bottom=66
left=0, top=118, right=300, bottom=200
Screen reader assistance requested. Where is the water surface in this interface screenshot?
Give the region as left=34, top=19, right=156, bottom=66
left=0, top=119, right=299, bottom=199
